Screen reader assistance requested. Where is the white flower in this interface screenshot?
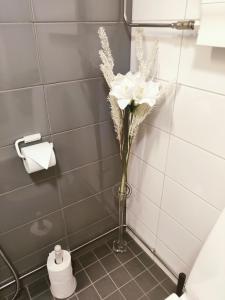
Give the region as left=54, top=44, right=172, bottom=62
left=110, top=72, right=160, bottom=110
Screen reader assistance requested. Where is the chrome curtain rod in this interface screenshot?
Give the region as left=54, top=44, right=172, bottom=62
left=123, top=0, right=195, bottom=30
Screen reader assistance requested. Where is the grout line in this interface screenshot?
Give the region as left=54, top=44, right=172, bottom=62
left=0, top=76, right=104, bottom=95
left=51, top=120, right=109, bottom=137
left=132, top=149, right=222, bottom=212
left=0, top=153, right=119, bottom=199
left=0, top=21, right=124, bottom=25
left=164, top=174, right=220, bottom=212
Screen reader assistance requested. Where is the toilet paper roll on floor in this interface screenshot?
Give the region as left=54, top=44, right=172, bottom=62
left=47, top=249, right=76, bottom=299
left=165, top=294, right=179, bottom=300
left=21, top=142, right=56, bottom=174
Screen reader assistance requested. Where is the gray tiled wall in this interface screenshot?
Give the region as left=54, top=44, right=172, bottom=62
left=0, top=0, right=131, bottom=286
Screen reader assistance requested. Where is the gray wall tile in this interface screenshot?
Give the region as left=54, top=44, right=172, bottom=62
left=0, top=24, right=41, bottom=90
left=0, top=179, right=60, bottom=233
left=0, top=141, right=56, bottom=194
left=0, top=0, right=31, bottom=22
left=36, top=23, right=130, bottom=84
left=68, top=215, right=118, bottom=250
left=46, top=78, right=110, bottom=134
left=64, top=188, right=117, bottom=235
left=0, top=211, right=65, bottom=261
left=0, top=0, right=130, bottom=285
left=53, top=122, right=119, bottom=172
left=59, top=155, right=121, bottom=206
left=0, top=86, right=50, bottom=147
left=32, top=0, right=122, bottom=22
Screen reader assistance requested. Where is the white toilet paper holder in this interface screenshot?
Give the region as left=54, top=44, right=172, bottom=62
left=15, top=133, right=42, bottom=159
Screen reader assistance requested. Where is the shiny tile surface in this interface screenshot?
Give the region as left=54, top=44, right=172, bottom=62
left=32, top=0, right=122, bottom=22
left=0, top=179, right=60, bottom=233
left=53, top=122, right=119, bottom=172
left=45, top=78, right=110, bottom=134
left=0, top=0, right=31, bottom=22
left=59, top=155, right=121, bottom=206
left=64, top=188, right=117, bottom=235
left=0, top=86, right=49, bottom=147
left=36, top=23, right=130, bottom=84
left=0, top=24, right=41, bottom=90
left=0, top=211, right=64, bottom=261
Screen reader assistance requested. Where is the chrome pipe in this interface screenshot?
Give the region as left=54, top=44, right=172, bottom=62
left=123, top=0, right=195, bottom=30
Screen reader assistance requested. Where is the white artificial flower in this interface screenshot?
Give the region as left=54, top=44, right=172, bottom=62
left=110, top=72, right=160, bottom=110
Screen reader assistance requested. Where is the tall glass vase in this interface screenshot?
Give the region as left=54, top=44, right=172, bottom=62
left=113, top=182, right=131, bottom=253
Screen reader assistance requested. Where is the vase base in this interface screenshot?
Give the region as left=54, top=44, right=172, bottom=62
left=113, top=240, right=127, bottom=253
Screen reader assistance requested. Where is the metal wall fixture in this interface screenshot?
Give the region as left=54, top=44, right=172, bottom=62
left=123, top=0, right=196, bottom=30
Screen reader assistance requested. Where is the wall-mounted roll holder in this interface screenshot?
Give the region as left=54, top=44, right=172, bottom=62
left=15, top=133, right=41, bottom=159
left=15, top=134, right=56, bottom=174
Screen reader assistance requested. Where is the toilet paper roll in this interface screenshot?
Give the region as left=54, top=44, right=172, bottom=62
left=47, top=249, right=76, bottom=299
left=165, top=294, right=179, bottom=300
left=21, top=142, right=56, bottom=174
left=197, top=3, right=225, bottom=47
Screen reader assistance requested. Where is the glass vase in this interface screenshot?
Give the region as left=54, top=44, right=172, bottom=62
left=112, top=183, right=132, bottom=253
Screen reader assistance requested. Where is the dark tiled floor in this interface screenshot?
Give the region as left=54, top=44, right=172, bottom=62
left=3, top=232, right=176, bottom=300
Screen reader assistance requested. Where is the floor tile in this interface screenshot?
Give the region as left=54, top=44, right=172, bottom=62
left=162, top=278, right=176, bottom=294
left=85, top=261, right=106, bottom=282
left=124, top=257, right=145, bottom=277
left=75, top=271, right=91, bottom=292
left=149, top=265, right=167, bottom=282
left=94, top=275, right=117, bottom=298
left=77, top=286, right=100, bottom=300
left=115, top=248, right=134, bottom=264
left=105, top=290, right=124, bottom=300
left=32, top=290, right=54, bottom=299
left=93, top=244, right=111, bottom=259
left=100, top=253, right=120, bottom=272
left=28, top=277, right=49, bottom=298
left=110, top=266, right=131, bottom=288
left=135, top=271, right=158, bottom=293
left=147, top=285, right=168, bottom=300
left=120, top=280, right=144, bottom=300
left=128, top=240, right=143, bottom=255
left=137, top=252, right=154, bottom=268
left=79, top=252, right=97, bottom=268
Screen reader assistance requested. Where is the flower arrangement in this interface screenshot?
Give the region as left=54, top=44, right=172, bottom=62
left=98, top=27, right=169, bottom=252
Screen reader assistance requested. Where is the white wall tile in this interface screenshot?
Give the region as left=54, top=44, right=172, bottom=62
left=178, top=33, right=225, bottom=94
left=131, top=0, right=225, bottom=274
left=166, top=136, right=225, bottom=210
left=186, top=0, right=200, bottom=19
left=172, top=85, right=225, bottom=158
left=156, top=239, right=190, bottom=275
left=145, top=80, right=175, bottom=133
left=133, top=124, right=170, bottom=172
left=158, top=212, right=201, bottom=266
left=127, top=188, right=160, bottom=234
left=162, top=177, right=220, bottom=241
left=127, top=210, right=157, bottom=249
left=132, top=0, right=187, bottom=21
left=131, top=28, right=182, bottom=82
left=128, top=155, right=164, bottom=207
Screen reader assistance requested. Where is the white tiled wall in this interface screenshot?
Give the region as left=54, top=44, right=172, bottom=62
left=128, top=0, right=225, bottom=275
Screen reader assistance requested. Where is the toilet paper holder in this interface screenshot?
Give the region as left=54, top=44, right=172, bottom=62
left=15, top=133, right=42, bottom=159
